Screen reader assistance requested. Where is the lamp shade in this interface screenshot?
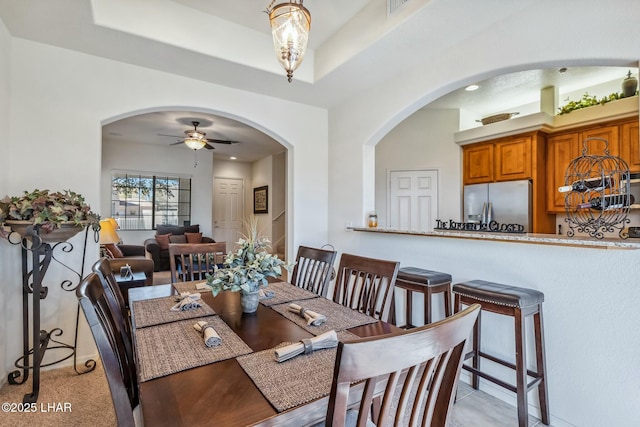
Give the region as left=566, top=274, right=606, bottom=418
left=268, top=1, right=311, bottom=82
left=99, top=219, right=121, bottom=245
left=107, top=217, right=119, bottom=230
left=185, top=137, right=207, bottom=150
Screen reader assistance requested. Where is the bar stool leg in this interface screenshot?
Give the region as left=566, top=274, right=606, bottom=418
left=443, top=284, right=452, bottom=317
left=405, top=289, right=413, bottom=328
left=425, top=288, right=432, bottom=324
left=514, top=308, right=528, bottom=427
left=534, top=306, right=550, bottom=425
left=471, top=308, right=481, bottom=389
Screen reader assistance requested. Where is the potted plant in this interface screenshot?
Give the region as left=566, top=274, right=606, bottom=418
left=206, top=218, right=292, bottom=313
left=0, top=189, right=100, bottom=242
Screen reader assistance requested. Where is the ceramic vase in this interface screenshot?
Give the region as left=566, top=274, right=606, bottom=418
left=240, top=290, right=260, bottom=313
left=622, top=71, right=638, bottom=98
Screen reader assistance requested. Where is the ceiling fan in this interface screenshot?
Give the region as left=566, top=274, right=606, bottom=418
left=160, top=121, right=238, bottom=150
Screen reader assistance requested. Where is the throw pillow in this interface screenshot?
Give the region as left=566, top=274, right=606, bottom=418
left=155, top=233, right=171, bottom=250
left=169, top=235, right=187, bottom=244
left=185, top=232, right=203, bottom=244
left=104, top=243, right=123, bottom=258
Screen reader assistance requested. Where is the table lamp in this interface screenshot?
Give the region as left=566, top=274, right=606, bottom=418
left=99, top=218, right=121, bottom=257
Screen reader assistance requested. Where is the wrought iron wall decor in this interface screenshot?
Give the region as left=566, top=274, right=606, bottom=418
left=6, top=223, right=98, bottom=403
left=563, top=137, right=631, bottom=239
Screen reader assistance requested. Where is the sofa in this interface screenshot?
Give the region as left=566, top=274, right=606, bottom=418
left=144, top=224, right=215, bottom=271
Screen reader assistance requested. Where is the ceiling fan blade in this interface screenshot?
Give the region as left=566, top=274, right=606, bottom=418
left=158, top=133, right=183, bottom=138
left=206, top=138, right=238, bottom=145
left=169, top=140, right=184, bottom=146
left=203, top=143, right=215, bottom=150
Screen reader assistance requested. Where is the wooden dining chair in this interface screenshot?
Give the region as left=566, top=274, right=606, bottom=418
left=290, top=245, right=337, bottom=297
left=331, top=253, right=400, bottom=322
left=77, top=272, right=139, bottom=427
left=168, top=242, right=227, bottom=283
left=325, top=303, right=480, bottom=427
left=93, top=257, right=130, bottom=330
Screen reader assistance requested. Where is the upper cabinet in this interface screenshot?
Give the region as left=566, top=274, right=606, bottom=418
left=463, top=133, right=534, bottom=185
left=546, top=120, right=636, bottom=213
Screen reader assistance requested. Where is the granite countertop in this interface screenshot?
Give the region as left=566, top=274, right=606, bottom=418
left=349, top=227, right=640, bottom=250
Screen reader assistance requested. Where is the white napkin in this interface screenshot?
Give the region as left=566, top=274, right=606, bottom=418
left=259, top=288, right=275, bottom=300
left=274, top=330, right=338, bottom=363
left=288, top=303, right=326, bottom=326
left=193, top=320, right=222, bottom=347
left=170, top=292, right=203, bottom=311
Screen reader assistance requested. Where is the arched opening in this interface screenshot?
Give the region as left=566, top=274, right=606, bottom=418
left=101, top=108, right=290, bottom=274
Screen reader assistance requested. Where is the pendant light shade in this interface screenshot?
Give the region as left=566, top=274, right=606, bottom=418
left=184, top=137, right=206, bottom=150
left=268, top=1, right=311, bottom=82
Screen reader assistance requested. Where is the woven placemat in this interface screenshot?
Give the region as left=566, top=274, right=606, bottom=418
left=132, top=295, right=216, bottom=328
left=173, top=281, right=210, bottom=294
left=135, top=315, right=252, bottom=382
left=270, top=297, right=378, bottom=335
left=236, top=330, right=358, bottom=412
left=259, top=281, right=320, bottom=307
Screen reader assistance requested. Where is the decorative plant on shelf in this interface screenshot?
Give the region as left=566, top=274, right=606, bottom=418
left=0, top=189, right=100, bottom=239
left=206, top=218, right=292, bottom=313
left=557, top=91, right=632, bottom=115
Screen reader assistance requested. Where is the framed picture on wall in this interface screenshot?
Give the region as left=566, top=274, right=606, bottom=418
left=253, top=186, right=268, bottom=214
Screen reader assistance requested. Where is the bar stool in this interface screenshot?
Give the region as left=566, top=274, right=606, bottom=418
left=393, top=267, right=453, bottom=328
left=453, top=279, right=550, bottom=427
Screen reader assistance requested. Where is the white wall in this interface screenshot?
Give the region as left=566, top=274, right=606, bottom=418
left=2, top=37, right=329, bottom=374
left=0, top=15, right=11, bottom=388
left=252, top=155, right=273, bottom=242
left=375, top=108, right=462, bottom=227
left=328, top=2, right=640, bottom=426
left=101, top=139, right=214, bottom=245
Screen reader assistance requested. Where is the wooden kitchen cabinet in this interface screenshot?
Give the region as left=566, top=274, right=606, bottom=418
left=463, top=143, right=494, bottom=184
left=620, top=120, right=640, bottom=173
left=462, top=134, right=533, bottom=185
left=546, top=122, right=630, bottom=213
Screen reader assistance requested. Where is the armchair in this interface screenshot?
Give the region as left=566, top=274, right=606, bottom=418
left=144, top=224, right=215, bottom=271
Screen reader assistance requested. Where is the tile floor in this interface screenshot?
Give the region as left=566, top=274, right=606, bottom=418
left=452, top=382, right=546, bottom=427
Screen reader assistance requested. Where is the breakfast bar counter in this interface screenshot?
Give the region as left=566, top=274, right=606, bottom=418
left=349, top=227, right=640, bottom=250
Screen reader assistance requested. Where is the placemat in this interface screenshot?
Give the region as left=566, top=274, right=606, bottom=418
left=236, top=330, right=359, bottom=412
left=132, top=295, right=216, bottom=328
left=173, top=281, right=210, bottom=294
left=135, top=315, right=252, bottom=382
left=270, top=297, right=378, bottom=335
left=259, top=281, right=320, bottom=307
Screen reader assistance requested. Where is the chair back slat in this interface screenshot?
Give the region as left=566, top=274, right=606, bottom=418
left=290, top=245, right=337, bottom=297
left=326, top=304, right=480, bottom=427
left=332, top=253, right=399, bottom=322
left=168, top=243, right=227, bottom=283
left=77, top=273, right=137, bottom=427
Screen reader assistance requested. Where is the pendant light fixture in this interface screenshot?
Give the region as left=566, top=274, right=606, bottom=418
left=267, top=0, right=311, bottom=83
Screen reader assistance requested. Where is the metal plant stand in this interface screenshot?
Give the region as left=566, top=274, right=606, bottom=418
left=564, top=137, right=631, bottom=239
left=6, top=224, right=97, bottom=403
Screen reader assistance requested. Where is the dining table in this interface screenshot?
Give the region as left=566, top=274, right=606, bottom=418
left=128, top=280, right=400, bottom=427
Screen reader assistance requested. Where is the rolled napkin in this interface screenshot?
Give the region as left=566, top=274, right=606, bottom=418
left=259, top=288, right=275, bottom=300
left=274, top=330, right=338, bottom=363
left=170, top=292, right=203, bottom=312
left=288, top=303, right=326, bottom=326
left=193, top=320, right=222, bottom=347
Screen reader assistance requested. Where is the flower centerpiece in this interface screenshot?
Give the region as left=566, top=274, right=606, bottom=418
left=0, top=189, right=100, bottom=242
left=206, top=219, right=291, bottom=313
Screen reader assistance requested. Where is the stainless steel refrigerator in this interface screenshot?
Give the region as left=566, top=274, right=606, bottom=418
left=463, top=179, right=532, bottom=231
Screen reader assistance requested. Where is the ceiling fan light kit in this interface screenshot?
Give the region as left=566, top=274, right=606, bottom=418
left=267, top=0, right=311, bottom=83
left=184, top=137, right=206, bottom=150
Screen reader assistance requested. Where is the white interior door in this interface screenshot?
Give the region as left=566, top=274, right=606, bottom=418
left=213, top=178, right=244, bottom=252
left=389, top=170, right=438, bottom=231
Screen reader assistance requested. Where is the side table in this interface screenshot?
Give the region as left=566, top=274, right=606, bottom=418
left=115, top=272, right=147, bottom=307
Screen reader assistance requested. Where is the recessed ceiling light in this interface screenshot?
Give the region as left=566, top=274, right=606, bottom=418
left=230, top=156, right=237, bottom=160
left=465, top=84, right=480, bottom=91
